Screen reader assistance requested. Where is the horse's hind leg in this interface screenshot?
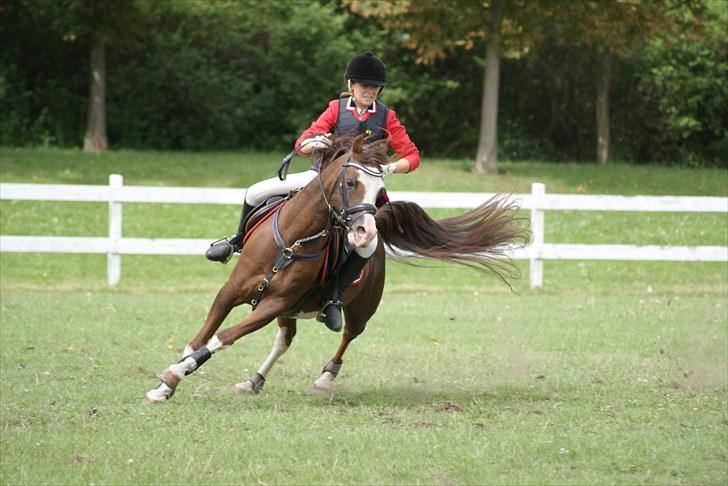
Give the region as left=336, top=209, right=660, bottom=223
left=314, top=302, right=373, bottom=391
left=313, top=330, right=357, bottom=391
left=314, top=249, right=385, bottom=391
left=233, top=317, right=297, bottom=395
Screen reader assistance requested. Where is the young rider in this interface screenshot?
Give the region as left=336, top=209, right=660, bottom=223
left=205, top=52, right=420, bottom=331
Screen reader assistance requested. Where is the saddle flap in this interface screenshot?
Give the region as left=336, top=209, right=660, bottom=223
left=242, top=196, right=287, bottom=243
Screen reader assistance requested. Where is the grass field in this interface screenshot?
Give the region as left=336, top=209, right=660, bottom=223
left=1, top=147, right=726, bottom=484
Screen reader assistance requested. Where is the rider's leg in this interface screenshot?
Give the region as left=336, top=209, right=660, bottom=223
left=318, top=235, right=377, bottom=332
left=205, top=201, right=253, bottom=263
left=206, top=170, right=318, bottom=264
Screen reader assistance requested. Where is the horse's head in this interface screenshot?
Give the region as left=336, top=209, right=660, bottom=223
left=320, top=134, right=388, bottom=250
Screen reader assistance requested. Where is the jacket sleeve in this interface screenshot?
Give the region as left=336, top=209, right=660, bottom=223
left=386, top=109, right=420, bottom=171
left=294, top=99, right=339, bottom=155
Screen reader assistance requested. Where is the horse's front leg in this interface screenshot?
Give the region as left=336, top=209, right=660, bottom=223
left=233, top=317, right=297, bottom=395
left=183, top=272, right=250, bottom=356
left=144, top=298, right=283, bottom=403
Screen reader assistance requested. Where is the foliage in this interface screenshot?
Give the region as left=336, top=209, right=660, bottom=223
left=0, top=0, right=725, bottom=165
left=0, top=0, right=88, bottom=146
left=107, top=1, right=355, bottom=150
left=627, top=0, right=728, bottom=165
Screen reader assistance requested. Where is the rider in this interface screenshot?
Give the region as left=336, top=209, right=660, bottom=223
left=205, top=52, right=420, bottom=331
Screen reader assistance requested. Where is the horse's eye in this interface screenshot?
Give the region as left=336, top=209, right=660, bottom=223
left=345, top=179, right=355, bottom=188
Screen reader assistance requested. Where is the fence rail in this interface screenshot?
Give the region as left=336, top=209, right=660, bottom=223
left=1, top=174, right=726, bottom=287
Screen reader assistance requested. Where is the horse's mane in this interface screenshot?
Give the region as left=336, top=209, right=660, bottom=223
left=320, top=134, right=390, bottom=168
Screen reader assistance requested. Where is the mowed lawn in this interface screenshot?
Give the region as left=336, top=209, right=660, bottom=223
left=1, top=148, right=726, bottom=484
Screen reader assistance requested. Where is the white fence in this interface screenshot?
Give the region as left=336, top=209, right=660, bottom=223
left=1, top=174, right=726, bottom=287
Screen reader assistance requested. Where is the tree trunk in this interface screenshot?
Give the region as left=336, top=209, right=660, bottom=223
left=474, top=1, right=502, bottom=174
left=596, top=50, right=611, bottom=165
left=83, top=36, right=108, bottom=153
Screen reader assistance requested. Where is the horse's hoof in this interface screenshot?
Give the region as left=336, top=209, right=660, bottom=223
left=144, top=382, right=174, bottom=403
left=313, top=371, right=335, bottom=391
left=313, top=380, right=332, bottom=392
left=232, top=381, right=258, bottom=395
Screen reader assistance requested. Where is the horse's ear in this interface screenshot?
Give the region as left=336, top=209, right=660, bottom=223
left=352, top=134, right=367, bottom=154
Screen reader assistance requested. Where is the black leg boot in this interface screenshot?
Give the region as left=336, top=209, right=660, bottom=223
left=205, top=202, right=253, bottom=264
left=317, top=252, right=370, bottom=332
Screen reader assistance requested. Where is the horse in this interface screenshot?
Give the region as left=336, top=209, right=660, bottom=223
left=144, top=134, right=530, bottom=403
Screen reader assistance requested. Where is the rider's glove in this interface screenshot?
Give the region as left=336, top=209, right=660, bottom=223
left=382, top=162, right=397, bottom=177
left=301, top=134, right=332, bottom=152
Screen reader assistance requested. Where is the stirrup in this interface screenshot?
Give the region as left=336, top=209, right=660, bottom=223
left=317, top=300, right=343, bottom=332
left=205, top=238, right=235, bottom=264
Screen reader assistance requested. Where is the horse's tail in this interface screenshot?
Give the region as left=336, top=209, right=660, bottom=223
left=375, top=195, right=531, bottom=282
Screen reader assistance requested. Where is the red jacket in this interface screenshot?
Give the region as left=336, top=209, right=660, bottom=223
left=295, top=97, right=421, bottom=171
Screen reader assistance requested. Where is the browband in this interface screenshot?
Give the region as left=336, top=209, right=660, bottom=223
left=342, top=161, right=384, bottom=178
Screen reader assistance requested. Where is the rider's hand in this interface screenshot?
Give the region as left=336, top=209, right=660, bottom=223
left=382, top=162, right=398, bottom=177
left=299, top=134, right=331, bottom=154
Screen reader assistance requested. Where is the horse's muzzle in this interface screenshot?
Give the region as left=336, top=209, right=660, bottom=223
left=347, top=213, right=378, bottom=249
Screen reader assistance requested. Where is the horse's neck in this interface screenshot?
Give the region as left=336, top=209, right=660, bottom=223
left=278, top=181, right=331, bottom=236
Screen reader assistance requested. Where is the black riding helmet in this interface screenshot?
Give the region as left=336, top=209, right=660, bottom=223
left=345, top=52, right=387, bottom=87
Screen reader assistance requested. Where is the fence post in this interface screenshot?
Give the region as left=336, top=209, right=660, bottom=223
left=108, top=174, right=123, bottom=286
left=530, top=182, right=545, bottom=289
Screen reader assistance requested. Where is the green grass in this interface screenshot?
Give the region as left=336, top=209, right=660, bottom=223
left=1, top=266, right=725, bottom=484
left=1, top=148, right=726, bottom=484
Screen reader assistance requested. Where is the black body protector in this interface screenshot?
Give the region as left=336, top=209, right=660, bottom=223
left=311, top=97, right=388, bottom=172
left=335, top=97, right=389, bottom=141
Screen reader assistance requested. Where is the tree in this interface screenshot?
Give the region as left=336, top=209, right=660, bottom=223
left=64, top=0, right=149, bottom=152
left=541, top=0, right=702, bottom=164
left=345, top=0, right=532, bottom=173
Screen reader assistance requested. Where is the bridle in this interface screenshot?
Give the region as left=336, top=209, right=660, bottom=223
left=319, top=157, right=384, bottom=232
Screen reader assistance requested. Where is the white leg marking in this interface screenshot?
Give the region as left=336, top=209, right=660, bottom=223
left=314, top=371, right=336, bottom=391
left=233, top=381, right=257, bottom=394
left=145, top=382, right=174, bottom=403
left=257, top=327, right=289, bottom=378
left=168, top=356, right=196, bottom=379
left=207, top=335, right=226, bottom=353
left=233, top=327, right=288, bottom=395
left=182, top=344, right=195, bottom=358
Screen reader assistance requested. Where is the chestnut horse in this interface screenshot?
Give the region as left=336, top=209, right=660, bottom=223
left=145, top=135, right=529, bottom=403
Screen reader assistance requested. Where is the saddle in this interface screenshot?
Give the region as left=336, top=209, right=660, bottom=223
left=242, top=196, right=287, bottom=245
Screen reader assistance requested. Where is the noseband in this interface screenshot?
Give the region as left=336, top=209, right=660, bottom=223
left=320, top=159, right=384, bottom=231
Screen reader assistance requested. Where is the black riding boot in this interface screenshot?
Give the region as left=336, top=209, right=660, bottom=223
left=205, top=202, right=253, bottom=264
left=317, top=252, right=369, bottom=332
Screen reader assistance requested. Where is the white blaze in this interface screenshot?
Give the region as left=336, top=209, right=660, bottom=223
left=346, top=170, right=383, bottom=250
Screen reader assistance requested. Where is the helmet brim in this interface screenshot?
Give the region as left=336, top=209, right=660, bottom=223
left=348, top=78, right=386, bottom=87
